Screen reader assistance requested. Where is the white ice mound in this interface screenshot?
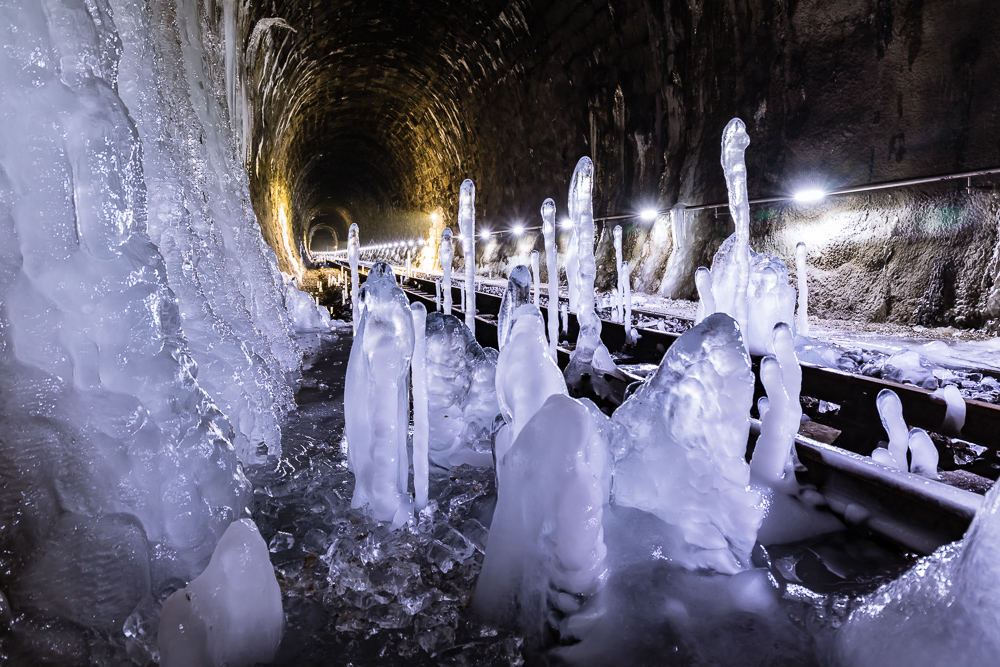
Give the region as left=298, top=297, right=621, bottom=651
left=494, top=305, right=568, bottom=461
left=345, top=262, right=414, bottom=526
left=709, top=235, right=796, bottom=356
left=612, top=312, right=762, bottom=573
left=474, top=393, right=611, bottom=637
left=284, top=279, right=331, bottom=332
left=497, top=265, right=532, bottom=349
left=159, top=519, right=283, bottom=667
left=835, top=480, right=1000, bottom=666
left=425, top=312, right=499, bottom=468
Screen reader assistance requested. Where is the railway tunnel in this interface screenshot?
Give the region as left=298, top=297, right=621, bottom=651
left=4, top=0, right=1000, bottom=665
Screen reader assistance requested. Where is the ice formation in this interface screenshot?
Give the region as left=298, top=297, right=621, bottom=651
left=694, top=266, right=715, bottom=324
left=795, top=242, right=810, bottom=336
left=612, top=313, right=762, bottom=573
left=284, top=278, right=332, bottom=332
left=835, top=478, right=1000, bottom=666
left=424, top=313, right=499, bottom=468
left=497, top=265, right=533, bottom=349
left=494, top=305, right=569, bottom=460
left=440, top=227, right=454, bottom=314
left=530, top=250, right=541, bottom=308
left=614, top=225, right=624, bottom=323
left=158, top=520, right=283, bottom=667
left=344, top=262, right=415, bottom=527
left=349, top=222, right=361, bottom=332
left=622, top=260, right=633, bottom=344
left=475, top=394, right=611, bottom=638
left=932, top=383, right=966, bottom=435
left=410, top=303, right=430, bottom=510
left=750, top=324, right=802, bottom=485
left=542, top=198, right=559, bottom=357
left=875, top=389, right=910, bottom=470
left=458, top=180, right=477, bottom=334
left=907, top=428, right=940, bottom=479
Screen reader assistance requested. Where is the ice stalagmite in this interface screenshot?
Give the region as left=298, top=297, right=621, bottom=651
left=612, top=313, right=762, bottom=573
left=542, top=199, right=559, bottom=357
left=475, top=392, right=611, bottom=639
left=622, top=260, right=633, bottom=343
left=158, top=520, right=283, bottom=667
left=614, top=225, right=624, bottom=323
left=348, top=223, right=361, bottom=333
left=458, top=180, right=477, bottom=334
left=875, top=389, right=909, bottom=471
left=531, top=250, right=540, bottom=308
left=907, top=428, right=940, bottom=479
left=493, top=305, right=569, bottom=461
left=344, top=262, right=414, bottom=527
left=795, top=242, right=810, bottom=336
left=410, top=303, right=430, bottom=510
left=498, top=265, right=532, bottom=350
left=440, top=228, right=454, bottom=314
left=716, top=119, right=752, bottom=351
left=750, top=324, right=802, bottom=484
left=694, top=266, right=715, bottom=324
left=933, top=384, right=966, bottom=436
left=565, top=198, right=581, bottom=313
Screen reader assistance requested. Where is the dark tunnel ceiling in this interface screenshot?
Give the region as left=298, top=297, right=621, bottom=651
left=244, top=0, right=1000, bottom=273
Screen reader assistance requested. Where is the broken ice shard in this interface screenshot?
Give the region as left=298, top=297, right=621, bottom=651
left=612, top=313, right=761, bottom=573
left=344, top=262, right=414, bottom=527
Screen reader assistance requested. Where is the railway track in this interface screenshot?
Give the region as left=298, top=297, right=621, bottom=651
left=320, top=260, right=998, bottom=555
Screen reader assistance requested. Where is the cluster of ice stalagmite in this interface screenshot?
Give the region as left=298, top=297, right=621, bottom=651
left=541, top=198, right=560, bottom=357
left=477, top=307, right=610, bottom=637
left=158, top=520, right=283, bottom=667
left=440, top=227, right=454, bottom=313
left=872, top=389, right=940, bottom=478
left=345, top=262, right=415, bottom=528
left=611, top=313, right=763, bottom=573
left=498, top=265, right=533, bottom=349
left=424, top=313, right=499, bottom=468
left=698, top=119, right=796, bottom=355
left=0, top=1, right=312, bottom=653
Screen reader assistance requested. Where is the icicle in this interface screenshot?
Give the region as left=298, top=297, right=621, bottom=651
left=410, top=302, right=429, bottom=510
left=348, top=223, right=361, bottom=334
left=720, top=119, right=751, bottom=351
left=694, top=267, right=715, bottom=324
left=568, top=157, right=602, bottom=365
left=530, top=250, right=540, bottom=309
left=440, top=228, right=454, bottom=314
left=875, top=389, right=909, bottom=471
left=750, top=323, right=802, bottom=484
left=542, top=199, right=559, bottom=358
left=623, top=260, right=633, bottom=344
left=458, top=180, right=476, bottom=335
left=795, top=241, right=809, bottom=336
left=613, top=225, right=624, bottom=323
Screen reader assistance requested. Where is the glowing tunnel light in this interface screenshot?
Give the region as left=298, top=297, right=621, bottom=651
left=511, top=223, right=525, bottom=236
left=793, top=188, right=826, bottom=204
left=559, top=218, right=574, bottom=229
left=639, top=208, right=658, bottom=222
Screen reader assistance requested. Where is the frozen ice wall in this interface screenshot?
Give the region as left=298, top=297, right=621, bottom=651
left=113, top=0, right=300, bottom=461
left=0, top=0, right=266, bottom=655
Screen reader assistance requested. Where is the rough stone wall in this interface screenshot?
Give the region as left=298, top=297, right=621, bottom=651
left=246, top=0, right=1000, bottom=326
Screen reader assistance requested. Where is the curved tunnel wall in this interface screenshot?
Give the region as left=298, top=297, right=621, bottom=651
left=244, top=0, right=1000, bottom=326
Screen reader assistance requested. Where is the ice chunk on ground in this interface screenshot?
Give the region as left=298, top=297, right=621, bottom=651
left=284, top=278, right=331, bottom=332
left=344, top=262, right=414, bottom=526
left=497, top=265, right=532, bottom=349
left=475, top=394, right=611, bottom=639
left=494, top=305, right=569, bottom=460
left=159, top=519, right=283, bottom=667
left=880, top=350, right=937, bottom=389
left=424, top=312, right=499, bottom=467
left=612, top=313, right=762, bottom=574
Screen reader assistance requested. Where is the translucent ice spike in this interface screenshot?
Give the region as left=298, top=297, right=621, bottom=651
left=795, top=242, right=810, bottom=336
left=435, top=279, right=441, bottom=312
left=440, top=228, right=454, bottom=314
left=569, top=157, right=602, bottom=364
left=410, top=302, right=429, bottom=510
left=750, top=323, right=802, bottom=485
left=614, top=225, right=624, bottom=323
left=932, top=384, right=966, bottom=436
left=348, top=222, right=361, bottom=333
left=458, top=180, right=476, bottom=335
left=542, top=199, right=559, bottom=358
left=721, top=119, right=751, bottom=351
left=623, top=260, right=633, bottom=343
left=530, top=250, right=540, bottom=309
left=876, top=389, right=909, bottom=471
left=907, top=427, right=940, bottom=479
left=695, top=266, right=715, bottom=324
left=498, top=265, right=532, bottom=350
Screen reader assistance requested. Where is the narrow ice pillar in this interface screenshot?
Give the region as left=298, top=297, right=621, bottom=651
left=435, top=279, right=441, bottom=312
left=410, top=302, right=429, bottom=510
left=568, top=157, right=602, bottom=364
left=541, top=199, right=559, bottom=358
left=694, top=267, right=715, bottom=324
left=795, top=242, right=810, bottom=336
left=348, top=223, right=361, bottom=334
left=876, top=389, right=909, bottom=471
left=750, top=323, right=802, bottom=484
left=498, top=266, right=532, bottom=350
left=623, top=260, right=632, bottom=343
left=458, top=180, right=476, bottom=335
left=613, top=225, right=624, bottom=323
left=440, top=228, right=454, bottom=314
left=530, top=251, right=540, bottom=309
left=721, top=119, right=751, bottom=351
left=561, top=303, right=568, bottom=336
